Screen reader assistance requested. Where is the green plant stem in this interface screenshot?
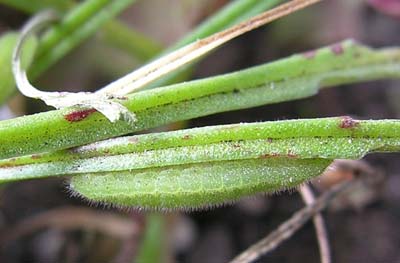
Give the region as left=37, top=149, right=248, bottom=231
left=0, top=33, right=37, bottom=105
left=100, top=20, right=162, bottom=62
left=0, top=117, right=398, bottom=182
left=0, top=0, right=73, bottom=13
left=135, top=214, right=165, bottom=263
left=0, top=41, right=399, bottom=159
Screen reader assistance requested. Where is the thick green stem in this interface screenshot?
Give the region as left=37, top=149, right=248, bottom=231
left=0, top=0, right=72, bottom=13
left=0, top=40, right=399, bottom=159
left=0, top=117, right=398, bottom=182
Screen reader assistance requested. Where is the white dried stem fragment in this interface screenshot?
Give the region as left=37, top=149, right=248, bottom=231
left=12, top=10, right=136, bottom=124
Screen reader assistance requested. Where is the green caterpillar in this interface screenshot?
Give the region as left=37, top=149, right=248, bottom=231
left=70, top=158, right=331, bottom=210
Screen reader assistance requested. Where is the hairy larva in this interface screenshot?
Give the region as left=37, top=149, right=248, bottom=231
left=69, top=158, right=331, bottom=211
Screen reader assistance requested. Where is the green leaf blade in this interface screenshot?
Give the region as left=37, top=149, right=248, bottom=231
left=69, top=158, right=331, bottom=210
left=0, top=32, right=38, bottom=106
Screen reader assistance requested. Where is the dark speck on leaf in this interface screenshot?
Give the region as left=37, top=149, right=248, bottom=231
left=339, top=116, right=360, bottom=129
left=31, top=154, right=41, bottom=159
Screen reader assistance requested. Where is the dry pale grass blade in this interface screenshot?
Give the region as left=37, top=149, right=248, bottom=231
left=300, top=185, right=331, bottom=263
left=98, top=0, right=323, bottom=96
left=229, top=179, right=354, bottom=263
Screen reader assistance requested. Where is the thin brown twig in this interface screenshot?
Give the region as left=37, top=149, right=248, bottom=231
left=229, top=180, right=355, bottom=263
left=300, top=184, right=331, bottom=263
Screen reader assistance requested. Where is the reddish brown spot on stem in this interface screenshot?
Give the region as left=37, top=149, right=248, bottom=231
left=339, top=116, right=360, bottom=129
left=287, top=150, right=298, bottom=158
left=64, top=109, right=97, bottom=122
left=259, top=153, right=280, bottom=159
left=182, top=135, right=191, bottom=140
left=331, top=43, right=344, bottom=55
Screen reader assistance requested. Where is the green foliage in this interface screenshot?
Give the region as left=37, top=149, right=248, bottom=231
left=2, top=117, right=398, bottom=208
left=0, top=41, right=399, bottom=159
left=136, top=214, right=165, bottom=262
left=0, top=0, right=399, bottom=211
left=0, top=33, right=37, bottom=105
left=30, top=0, right=137, bottom=78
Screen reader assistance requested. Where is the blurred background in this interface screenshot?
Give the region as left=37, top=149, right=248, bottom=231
left=0, top=0, right=399, bottom=262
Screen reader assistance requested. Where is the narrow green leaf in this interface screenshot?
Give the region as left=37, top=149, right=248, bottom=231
left=0, top=33, right=37, bottom=105
left=135, top=214, right=165, bottom=262
left=100, top=20, right=163, bottom=62
left=0, top=0, right=161, bottom=62
left=0, top=0, right=72, bottom=13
